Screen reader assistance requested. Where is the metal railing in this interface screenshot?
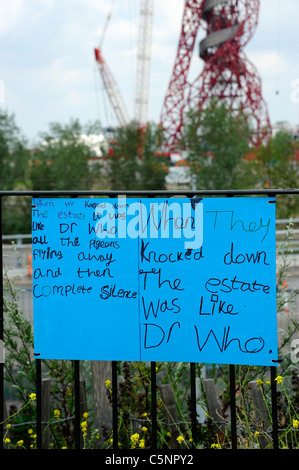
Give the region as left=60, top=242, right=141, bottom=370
left=1, top=188, right=299, bottom=451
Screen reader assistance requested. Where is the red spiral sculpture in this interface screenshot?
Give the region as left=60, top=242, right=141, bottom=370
left=160, top=0, right=271, bottom=150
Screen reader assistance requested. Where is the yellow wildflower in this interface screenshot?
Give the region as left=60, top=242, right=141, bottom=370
left=293, top=419, right=299, bottom=429
left=176, top=435, right=184, bottom=444
left=4, top=438, right=10, bottom=444
left=130, top=433, right=139, bottom=447
left=139, top=438, right=145, bottom=449
left=141, top=426, right=147, bottom=432
left=211, top=443, right=221, bottom=449
left=6, top=424, right=11, bottom=429
left=80, top=420, right=88, bottom=437
left=17, top=440, right=24, bottom=447
left=29, top=393, right=36, bottom=401
left=275, top=376, right=283, bottom=384
left=54, top=409, right=61, bottom=419
left=105, top=380, right=111, bottom=388
left=28, top=429, right=33, bottom=435
left=83, top=412, right=88, bottom=419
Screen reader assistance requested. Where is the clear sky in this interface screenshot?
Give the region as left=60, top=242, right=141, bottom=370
left=0, top=0, right=298, bottom=146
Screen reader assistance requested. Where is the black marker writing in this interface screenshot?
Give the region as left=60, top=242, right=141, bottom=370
left=32, top=222, right=44, bottom=231
left=205, top=276, right=270, bottom=294
left=143, top=322, right=181, bottom=349
left=194, top=325, right=265, bottom=354
left=33, top=283, right=92, bottom=297
left=199, top=295, right=238, bottom=315
left=32, top=235, right=48, bottom=245
left=139, top=268, right=183, bottom=291
left=77, top=251, right=115, bottom=267
left=33, top=267, right=62, bottom=279
left=32, top=247, right=63, bottom=260
left=100, top=284, right=137, bottom=300
left=140, top=239, right=204, bottom=264
left=60, top=237, right=80, bottom=247
left=224, top=242, right=269, bottom=266
left=142, top=296, right=181, bottom=319
left=77, top=267, right=113, bottom=279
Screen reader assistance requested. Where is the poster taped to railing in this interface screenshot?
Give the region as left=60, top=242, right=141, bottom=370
left=31, top=197, right=278, bottom=366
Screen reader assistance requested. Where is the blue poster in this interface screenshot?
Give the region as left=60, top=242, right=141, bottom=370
left=31, top=197, right=278, bottom=366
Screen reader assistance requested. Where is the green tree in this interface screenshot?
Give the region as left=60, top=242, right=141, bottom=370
left=252, top=130, right=299, bottom=217
left=0, top=110, right=32, bottom=233
left=0, top=109, right=31, bottom=190
left=102, top=121, right=167, bottom=190
left=181, top=99, right=251, bottom=190
left=254, top=130, right=297, bottom=186
left=29, top=119, right=102, bottom=190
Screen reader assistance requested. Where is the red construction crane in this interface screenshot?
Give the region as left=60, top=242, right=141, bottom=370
left=160, top=0, right=271, bottom=151
left=95, top=1, right=154, bottom=128
left=94, top=47, right=130, bottom=127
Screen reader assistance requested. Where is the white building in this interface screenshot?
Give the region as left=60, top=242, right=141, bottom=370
left=272, top=121, right=298, bottom=138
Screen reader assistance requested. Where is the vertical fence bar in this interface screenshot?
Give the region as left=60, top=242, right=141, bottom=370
left=270, top=366, right=279, bottom=449
left=151, top=361, right=157, bottom=448
left=229, top=364, right=237, bottom=449
left=190, top=362, right=197, bottom=446
left=36, top=359, right=42, bottom=450
left=0, top=196, right=3, bottom=450
left=112, top=361, right=118, bottom=449
left=74, top=360, right=81, bottom=449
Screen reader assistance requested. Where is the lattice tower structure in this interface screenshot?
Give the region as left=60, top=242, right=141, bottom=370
left=159, top=1, right=204, bottom=150
left=160, top=0, right=271, bottom=150
left=135, top=0, right=154, bottom=125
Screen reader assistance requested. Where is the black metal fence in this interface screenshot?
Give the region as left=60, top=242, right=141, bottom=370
left=1, top=188, right=299, bottom=451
